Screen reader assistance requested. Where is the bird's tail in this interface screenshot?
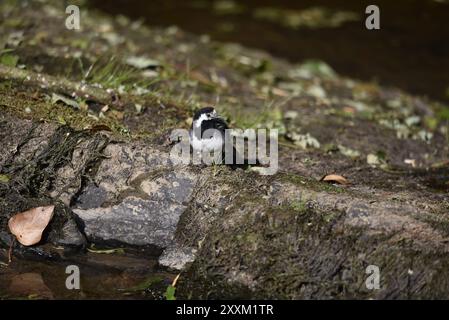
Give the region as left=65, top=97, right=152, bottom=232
left=225, top=146, right=261, bottom=170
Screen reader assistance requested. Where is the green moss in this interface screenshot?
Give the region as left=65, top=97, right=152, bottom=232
left=279, top=172, right=347, bottom=194
left=289, top=199, right=308, bottom=213
left=0, top=91, right=129, bottom=136
left=0, top=53, right=19, bottom=67
left=437, top=108, right=449, bottom=121
left=0, top=77, right=13, bottom=88
left=186, top=196, right=350, bottom=299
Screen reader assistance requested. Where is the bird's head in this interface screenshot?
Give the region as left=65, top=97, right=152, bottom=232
left=193, top=106, right=220, bottom=127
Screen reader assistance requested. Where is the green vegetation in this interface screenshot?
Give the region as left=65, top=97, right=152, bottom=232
left=0, top=49, right=19, bottom=67
left=84, top=56, right=154, bottom=91
left=165, top=285, right=176, bottom=300
left=220, top=101, right=285, bottom=131
left=121, top=276, right=163, bottom=293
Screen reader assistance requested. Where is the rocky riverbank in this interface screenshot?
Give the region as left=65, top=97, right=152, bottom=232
left=1, top=0, right=449, bottom=299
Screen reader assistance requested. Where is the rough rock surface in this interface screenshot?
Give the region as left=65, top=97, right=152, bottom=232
left=158, top=245, right=197, bottom=270
left=74, top=196, right=186, bottom=247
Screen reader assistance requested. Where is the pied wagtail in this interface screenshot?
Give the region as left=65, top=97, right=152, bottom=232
left=189, top=106, right=257, bottom=169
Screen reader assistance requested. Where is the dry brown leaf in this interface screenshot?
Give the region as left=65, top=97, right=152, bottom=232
left=272, top=87, right=289, bottom=97
left=8, top=205, right=55, bottom=246
left=321, top=174, right=349, bottom=185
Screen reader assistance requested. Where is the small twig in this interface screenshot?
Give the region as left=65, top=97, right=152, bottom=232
left=172, top=273, right=181, bottom=287
left=8, top=238, right=15, bottom=264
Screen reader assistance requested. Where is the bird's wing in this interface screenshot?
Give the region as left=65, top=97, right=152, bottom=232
left=200, top=118, right=229, bottom=136
left=214, top=117, right=229, bottom=130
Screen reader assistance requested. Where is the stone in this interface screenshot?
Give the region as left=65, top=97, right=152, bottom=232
left=75, top=184, right=108, bottom=209
left=158, top=245, right=197, bottom=270
left=73, top=197, right=187, bottom=248
left=51, top=219, right=86, bottom=248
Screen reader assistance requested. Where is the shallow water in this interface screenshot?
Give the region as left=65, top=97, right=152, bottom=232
left=0, top=248, right=175, bottom=299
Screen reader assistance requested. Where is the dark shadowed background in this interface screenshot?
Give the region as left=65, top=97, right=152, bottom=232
left=89, top=0, right=449, bottom=104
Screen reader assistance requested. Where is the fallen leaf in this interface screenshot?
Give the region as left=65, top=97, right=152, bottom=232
left=338, top=145, right=360, bottom=159
left=306, top=84, right=327, bottom=99
left=286, top=132, right=320, bottom=149
left=87, top=247, right=125, bottom=254
left=8, top=206, right=55, bottom=246
left=100, top=105, right=109, bottom=113
left=0, top=48, right=16, bottom=55
left=272, top=87, right=289, bottom=97
left=288, top=59, right=337, bottom=79
left=125, top=56, right=160, bottom=69
left=321, top=174, right=348, bottom=185
left=135, top=103, right=143, bottom=113
left=51, top=93, right=79, bottom=109
left=250, top=166, right=275, bottom=175
left=367, top=153, right=381, bottom=166
left=0, top=174, right=10, bottom=183
left=164, top=285, right=176, bottom=300
left=7, top=31, right=24, bottom=47
left=404, top=159, right=416, bottom=168
left=284, top=110, right=299, bottom=120
left=0, top=53, right=19, bottom=67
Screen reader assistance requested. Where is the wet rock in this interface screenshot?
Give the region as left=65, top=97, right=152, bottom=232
left=73, top=197, right=187, bottom=248
left=158, top=245, right=197, bottom=270
left=75, top=184, right=108, bottom=209
left=49, top=133, right=110, bottom=206
left=183, top=178, right=449, bottom=299
left=0, top=231, right=13, bottom=247
left=50, top=219, right=86, bottom=248
left=71, top=143, right=198, bottom=247
left=0, top=112, right=57, bottom=172
left=0, top=114, right=34, bottom=168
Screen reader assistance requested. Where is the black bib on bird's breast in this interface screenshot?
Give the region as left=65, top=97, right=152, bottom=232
left=197, top=118, right=229, bottom=139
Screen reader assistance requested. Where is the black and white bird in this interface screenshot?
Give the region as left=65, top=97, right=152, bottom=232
left=189, top=106, right=256, bottom=169
left=190, top=106, right=227, bottom=153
